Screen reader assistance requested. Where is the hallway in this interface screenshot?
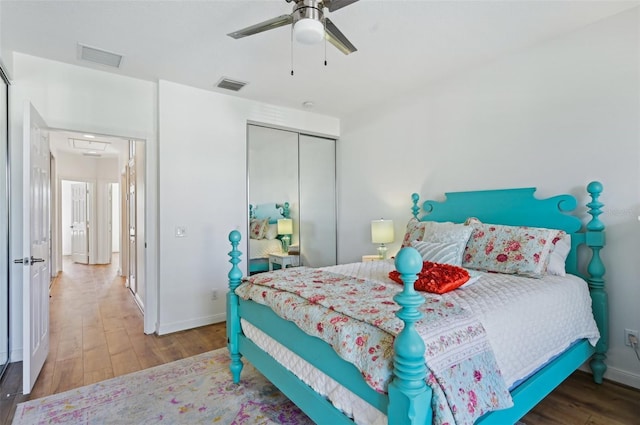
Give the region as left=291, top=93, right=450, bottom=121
left=1, top=256, right=226, bottom=424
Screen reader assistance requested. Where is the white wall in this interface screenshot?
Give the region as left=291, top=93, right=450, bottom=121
left=339, top=8, right=640, bottom=388
left=8, top=53, right=158, bottom=358
left=157, top=80, right=339, bottom=334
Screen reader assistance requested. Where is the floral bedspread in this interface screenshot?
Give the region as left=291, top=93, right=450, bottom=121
left=235, top=267, right=513, bottom=425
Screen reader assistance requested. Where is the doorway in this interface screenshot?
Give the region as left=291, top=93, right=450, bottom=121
left=50, top=131, right=146, bottom=313
left=60, top=180, right=120, bottom=267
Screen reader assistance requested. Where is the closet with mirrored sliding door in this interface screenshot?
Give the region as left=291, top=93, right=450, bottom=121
left=247, top=124, right=336, bottom=270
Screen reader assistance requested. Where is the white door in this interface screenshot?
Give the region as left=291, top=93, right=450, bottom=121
left=20, top=103, right=51, bottom=394
left=70, top=182, right=88, bottom=264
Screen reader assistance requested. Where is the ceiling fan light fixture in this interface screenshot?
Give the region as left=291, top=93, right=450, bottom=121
left=294, top=18, right=324, bottom=44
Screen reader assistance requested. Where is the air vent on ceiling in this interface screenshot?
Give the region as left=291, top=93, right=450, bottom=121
left=78, top=44, right=123, bottom=68
left=216, top=77, right=248, bottom=92
left=69, top=138, right=110, bottom=151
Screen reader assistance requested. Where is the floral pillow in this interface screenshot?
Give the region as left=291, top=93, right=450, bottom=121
left=249, top=218, right=270, bottom=240
left=462, top=223, right=564, bottom=278
left=547, top=233, right=571, bottom=276
left=401, top=218, right=426, bottom=248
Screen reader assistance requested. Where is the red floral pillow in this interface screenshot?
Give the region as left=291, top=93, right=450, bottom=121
left=389, top=261, right=470, bottom=294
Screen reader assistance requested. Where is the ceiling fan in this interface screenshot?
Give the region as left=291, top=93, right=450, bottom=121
left=227, top=0, right=359, bottom=55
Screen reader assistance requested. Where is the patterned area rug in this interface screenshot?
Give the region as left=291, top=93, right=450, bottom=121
left=13, top=348, right=313, bottom=424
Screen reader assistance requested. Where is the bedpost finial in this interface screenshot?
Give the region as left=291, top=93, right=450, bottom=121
left=229, top=230, right=241, bottom=244
left=228, top=230, right=243, bottom=285
left=395, top=247, right=422, bottom=276
left=586, top=181, right=604, bottom=232
left=587, top=181, right=603, bottom=196
left=411, top=193, right=420, bottom=219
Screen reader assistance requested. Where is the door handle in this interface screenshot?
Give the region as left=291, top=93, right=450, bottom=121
left=14, top=256, right=45, bottom=265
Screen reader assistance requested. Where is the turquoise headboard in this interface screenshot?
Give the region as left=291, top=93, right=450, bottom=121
left=411, top=182, right=605, bottom=279
left=249, top=202, right=290, bottom=224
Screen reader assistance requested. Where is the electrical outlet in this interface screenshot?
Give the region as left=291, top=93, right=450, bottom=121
left=212, top=290, right=218, bottom=301
left=624, top=329, right=638, bottom=347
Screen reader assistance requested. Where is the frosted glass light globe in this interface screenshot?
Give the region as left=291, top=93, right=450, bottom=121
left=294, top=18, right=324, bottom=44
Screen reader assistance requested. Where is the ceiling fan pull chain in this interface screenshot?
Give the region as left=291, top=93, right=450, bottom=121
left=290, top=23, right=295, bottom=76
left=324, top=18, right=328, bottom=66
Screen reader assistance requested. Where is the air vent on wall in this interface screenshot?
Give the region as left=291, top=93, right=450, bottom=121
left=82, top=152, right=102, bottom=158
left=216, top=77, right=248, bottom=92
left=78, top=44, right=123, bottom=68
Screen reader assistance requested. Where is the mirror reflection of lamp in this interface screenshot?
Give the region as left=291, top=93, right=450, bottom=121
left=278, top=218, right=293, bottom=253
left=371, top=219, right=394, bottom=259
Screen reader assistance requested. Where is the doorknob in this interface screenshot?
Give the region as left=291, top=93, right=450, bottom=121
left=15, top=256, right=45, bottom=265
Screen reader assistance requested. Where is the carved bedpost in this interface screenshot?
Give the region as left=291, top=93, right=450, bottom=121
left=227, top=230, right=244, bottom=383
left=388, top=247, right=432, bottom=425
left=411, top=193, right=420, bottom=220
left=585, top=181, right=607, bottom=384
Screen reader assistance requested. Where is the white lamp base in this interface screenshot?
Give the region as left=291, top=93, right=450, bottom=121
left=281, top=235, right=291, bottom=253
left=377, top=244, right=388, bottom=259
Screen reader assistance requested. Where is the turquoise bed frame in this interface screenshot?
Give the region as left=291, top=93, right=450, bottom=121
left=248, top=202, right=290, bottom=274
left=227, top=182, right=607, bottom=424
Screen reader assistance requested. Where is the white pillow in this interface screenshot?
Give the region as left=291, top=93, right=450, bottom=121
left=421, top=221, right=473, bottom=265
left=547, top=233, right=571, bottom=276
left=264, top=223, right=278, bottom=240
left=411, top=241, right=462, bottom=266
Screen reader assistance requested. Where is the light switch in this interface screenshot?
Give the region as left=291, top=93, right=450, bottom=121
left=175, top=226, right=187, bottom=238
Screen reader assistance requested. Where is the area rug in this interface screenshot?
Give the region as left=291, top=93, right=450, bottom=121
left=13, top=348, right=313, bottom=424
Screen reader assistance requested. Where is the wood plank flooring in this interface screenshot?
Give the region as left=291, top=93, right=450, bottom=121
left=1, top=255, right=639, bottom=424
left=0, top=256, right=226, bottom=425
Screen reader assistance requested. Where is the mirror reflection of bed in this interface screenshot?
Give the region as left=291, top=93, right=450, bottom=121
left=248, top=202, right=294, bottom=274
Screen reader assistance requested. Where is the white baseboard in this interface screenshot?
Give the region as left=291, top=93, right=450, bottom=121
left=10, top=348, right=23, bottom=362
left=157, top=313, right=225, bottom=336
left=605, top=365, right=640, bottom=390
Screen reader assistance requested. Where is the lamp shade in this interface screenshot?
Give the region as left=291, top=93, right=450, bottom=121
left=294, top=18, right=324, bottom=44
left=371, top=219, right=394, bottom=244
left=277, top=218, right=293, bottom=235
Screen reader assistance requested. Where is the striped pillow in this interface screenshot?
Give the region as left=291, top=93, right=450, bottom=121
left=411, top=241, right=462, bottom=266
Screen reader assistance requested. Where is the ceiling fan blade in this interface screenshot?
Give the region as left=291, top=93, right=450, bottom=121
left=324, top=18, right=357, bottom=55
left=324, top=0, right=360, bottom=12
left=227, top=14, right=293, bottom=39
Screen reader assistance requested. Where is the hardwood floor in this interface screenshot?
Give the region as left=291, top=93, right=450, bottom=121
left=0, top=256, right=226, bottom=425
left=1, top=256, right=639, bottom=424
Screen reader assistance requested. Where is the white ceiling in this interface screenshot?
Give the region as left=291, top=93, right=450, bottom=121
left=49, top=130, right=129, bottom=159
left=1, top=0, right=638, bottom=118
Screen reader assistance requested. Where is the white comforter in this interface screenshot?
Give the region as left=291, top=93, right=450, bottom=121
left=240, top=259, right=599, bottom=424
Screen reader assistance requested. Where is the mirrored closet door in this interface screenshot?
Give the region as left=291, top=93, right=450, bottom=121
left=247, top=124, right=336, bottom=271
left=0, top=66, right=10, bottom=379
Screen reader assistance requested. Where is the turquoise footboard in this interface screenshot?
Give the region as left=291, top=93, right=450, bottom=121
left=226, top=182, right=608, bottom=424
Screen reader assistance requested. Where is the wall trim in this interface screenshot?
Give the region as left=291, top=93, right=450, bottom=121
left=156, top=313, right=225, bottom=336
left=605, top=365, right=640, bottom=390
left=10, top=348, right=23, bottom=363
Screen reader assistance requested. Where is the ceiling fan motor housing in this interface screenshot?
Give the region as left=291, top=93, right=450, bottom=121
left=292, top=0, right=325, bottom=44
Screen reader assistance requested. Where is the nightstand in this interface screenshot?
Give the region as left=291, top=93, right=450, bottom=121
left=362, top=254, right=384, bottom=262
left=269, top=253, right=300, bottom=271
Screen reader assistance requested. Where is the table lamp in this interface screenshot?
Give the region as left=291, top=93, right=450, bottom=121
left=371, top=219, right=394, bottom=259
left=278, top=218, right=293, bottom=253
